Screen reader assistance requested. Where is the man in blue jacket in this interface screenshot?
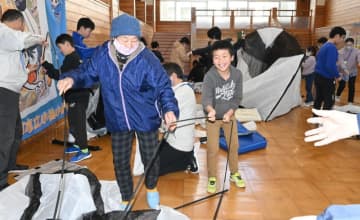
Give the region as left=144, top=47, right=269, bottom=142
left=72, top=17, right=106, bottom=137
left=57, top=13, right=179, bottom=211
left=72, top=17, right=96, bottom=60
left=313, top=26, right=346, bottom=110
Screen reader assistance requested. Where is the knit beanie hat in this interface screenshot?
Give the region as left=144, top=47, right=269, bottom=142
left=111, top=14, right=141, bottom=38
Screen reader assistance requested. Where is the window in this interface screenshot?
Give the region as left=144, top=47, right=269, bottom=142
left=229, top=1, right=248, bottom=10
left=160, top=1, right=176, bottom=20
left=160, top=0, right=296, bottom=21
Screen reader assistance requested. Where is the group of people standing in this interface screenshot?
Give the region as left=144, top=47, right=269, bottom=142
left=0, top=8, right=102, bottom=191
left=5, top=6, right=360, bottom=214
left=0, top=8, right=246, bottom=213
left=302, top=26, right=360, bottom=110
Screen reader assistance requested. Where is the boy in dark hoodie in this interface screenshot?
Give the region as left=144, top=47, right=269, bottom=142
left=42, top=34, right=91, bottom=163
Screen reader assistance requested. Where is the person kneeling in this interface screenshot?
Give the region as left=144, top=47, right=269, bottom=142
left=158, top=63, right=199, bottom=175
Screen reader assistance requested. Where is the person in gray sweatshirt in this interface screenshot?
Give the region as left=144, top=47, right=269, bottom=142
left=335, top=37, right=360, bottom=104
left=201, top=40, right=245, bottom=193
left=301, top=46, right=317, bottom=106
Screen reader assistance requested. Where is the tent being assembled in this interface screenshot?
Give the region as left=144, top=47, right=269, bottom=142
left=0, top=168, right=189, bottom=220
left=237, top=27, right=304, bottom=121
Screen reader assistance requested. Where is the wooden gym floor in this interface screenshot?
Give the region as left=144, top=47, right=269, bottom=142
left=11, top=82, right=360, bottom=220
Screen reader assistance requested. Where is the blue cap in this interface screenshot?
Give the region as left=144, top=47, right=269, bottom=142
left=111, top=13, right=141, bottom=38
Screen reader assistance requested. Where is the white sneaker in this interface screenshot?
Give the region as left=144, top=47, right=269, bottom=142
left=67, top=133, right=75, bottom=143
left=304, top=101, right=314, bottom=107
left=302, top=101, right=313, bottom=107
left=87, top=131, right=97, bottom=140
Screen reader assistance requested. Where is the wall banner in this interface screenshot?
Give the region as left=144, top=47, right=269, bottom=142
left=0, top=0, right=67, bottom=140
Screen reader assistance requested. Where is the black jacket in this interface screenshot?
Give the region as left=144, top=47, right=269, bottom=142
left=151, top=50, right=164, bottom=63
left=42, top=51, right=90, bottom=102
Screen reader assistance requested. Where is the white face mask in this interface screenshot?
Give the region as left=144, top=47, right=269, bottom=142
left=114, top=39, right=139, bottom=55
left=346, top=45, right=353, bottom=50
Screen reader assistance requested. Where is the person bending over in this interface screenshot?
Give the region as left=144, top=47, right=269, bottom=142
left=0, top=9, right=45, bottom=191
left=57, top=14, right=178, bottom=210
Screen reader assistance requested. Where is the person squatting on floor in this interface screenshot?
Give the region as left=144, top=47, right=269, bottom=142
left=202, top=40, right=245, bottom=193
left=159, top=62, right=198, bottom=175
left=132, top=63, right=199, bottom=176
left=57, top=13, right=179, bottom=210
left=42, top=34, right=91, bottom=163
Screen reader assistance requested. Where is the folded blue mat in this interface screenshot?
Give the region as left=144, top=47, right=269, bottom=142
left=219, top=121, right=267, bottom=154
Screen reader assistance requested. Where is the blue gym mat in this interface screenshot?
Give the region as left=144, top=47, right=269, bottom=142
left=219, top=121, right=267, bottom=154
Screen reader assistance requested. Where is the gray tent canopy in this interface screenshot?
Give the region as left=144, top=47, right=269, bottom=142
left=237, top=27, right=304, bottom=121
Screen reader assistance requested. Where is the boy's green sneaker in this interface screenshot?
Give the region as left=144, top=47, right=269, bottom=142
left=207, top=177, right=217, bottom=193
left=230, top=172, right=245, bottom=188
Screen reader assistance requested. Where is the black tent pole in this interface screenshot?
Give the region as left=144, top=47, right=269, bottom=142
left=213, top=119, right=233, bottom=220
left=47, top=36, right=67, bottom=219
left=265, top=56, right=304, bottom=122
left=48, top=97, right=67, bottom=220
left=174, top=189, right=229, bottom=210
left=120, top=131, right=170, bottom=220
left=119, top=117, right=224, bottom=220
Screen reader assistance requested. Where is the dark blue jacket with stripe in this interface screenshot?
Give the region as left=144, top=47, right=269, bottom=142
left=62, top=41, right=179, bottom=132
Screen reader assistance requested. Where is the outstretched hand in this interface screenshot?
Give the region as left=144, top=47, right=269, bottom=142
left=57, top=77, right=74, bottom=95
left=304, top=109, right=359, bottom=146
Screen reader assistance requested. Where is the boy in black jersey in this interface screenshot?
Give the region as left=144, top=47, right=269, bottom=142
left=42, top=34, right=91, bottom=162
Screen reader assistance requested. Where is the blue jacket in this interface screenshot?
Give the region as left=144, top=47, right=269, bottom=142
left=72, top=31, right=96, bottom=60
left=62, top=41, right=179, bottom=132
left=315, top=42, right=340, bottom=79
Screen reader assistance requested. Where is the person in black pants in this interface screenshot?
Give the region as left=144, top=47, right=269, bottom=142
left=158, top=63, right=198, bottom=175
left=42, top=34, right=91, bottom=163
left=57, top=14, right=179, bottom=210
left=132, top=63, right=199, bottom=176
left=313, top=26, right=346, bottom=110
left=0, top=9, right=45, bottom=191
left=190, top=27, right=222, bottom=72
left=335, top=38, right=360, bottom=104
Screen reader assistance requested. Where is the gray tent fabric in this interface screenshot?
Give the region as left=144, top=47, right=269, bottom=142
left=237, top=49, right=267, bottom=78
left=239, top=55, right=303, bottom=121
left=86, top=88, right=107, bottom=137
left=0, top=171, right=189, bottom=220
left=236, top=27, right=304, bottom=120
